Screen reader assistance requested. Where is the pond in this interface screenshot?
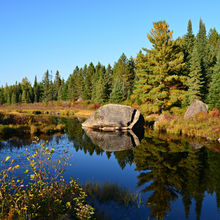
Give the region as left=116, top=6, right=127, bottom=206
left=0, top=117, right=220, bottom=220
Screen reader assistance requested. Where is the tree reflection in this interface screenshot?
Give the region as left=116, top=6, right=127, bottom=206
left=134, top=135, right=188, bottom=219
left=134, top=132, right=220, bottom=220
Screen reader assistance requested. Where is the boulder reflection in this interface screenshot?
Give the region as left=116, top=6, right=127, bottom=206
left=83, top=128, right=144, bottom=152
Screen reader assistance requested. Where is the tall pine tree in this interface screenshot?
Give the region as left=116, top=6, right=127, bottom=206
left=42, top=70, right=53, bottom=102
left=133, top=21, right=186, bottom=114
left=196, top=19, right=209, bottom=100
left=54, top=71, right=61, bottom=101
left=188, top=45, right=204, bottom=103
left=83, top=62, right=95, bottom=100
left=183, top=19, right=195, bottom=75
left=208, top=48, right=220, bottom=110
left=109, top=76, right=124, bottom=103
left=0, top=87, right=4, bottom=104
left=113, top=53, right=135, bottom=99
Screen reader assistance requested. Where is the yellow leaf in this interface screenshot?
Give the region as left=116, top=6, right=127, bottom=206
left=14, top=165, right=20, bottom=169
left=5, top=156, right=11, bottom=162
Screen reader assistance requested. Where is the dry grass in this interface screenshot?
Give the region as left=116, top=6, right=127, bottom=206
left=0, top=101, right=95, bottom=119
left=154, top=111, right=220, bottom=142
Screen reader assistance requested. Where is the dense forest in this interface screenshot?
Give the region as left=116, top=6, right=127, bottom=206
left=1, top=19, right=220, bottom=114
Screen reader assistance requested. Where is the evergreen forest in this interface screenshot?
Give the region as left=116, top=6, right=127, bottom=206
left=1, top=19, right=220, bottom=114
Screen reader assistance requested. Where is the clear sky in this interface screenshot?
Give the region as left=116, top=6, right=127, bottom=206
left=0, top=0, right=220, bottom=86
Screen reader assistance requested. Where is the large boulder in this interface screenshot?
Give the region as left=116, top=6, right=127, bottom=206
left=184, top=100, right=208, bottom=119
left=82, top=104, right=144, bottom=131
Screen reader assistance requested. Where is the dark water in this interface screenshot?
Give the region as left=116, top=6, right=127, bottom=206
left=1, top=117, right=220, bottom=220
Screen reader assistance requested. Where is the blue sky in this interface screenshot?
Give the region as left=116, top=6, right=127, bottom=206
left=0, top=0, right=220, bottom=86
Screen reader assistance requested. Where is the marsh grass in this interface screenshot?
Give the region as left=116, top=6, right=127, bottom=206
left=154, top=111, right=220, bottom=141
left=0, top=112, right=66, bottom=139
left=84, top=182, right=142, bottom=208
left=0, top=101, right=96, bottom=118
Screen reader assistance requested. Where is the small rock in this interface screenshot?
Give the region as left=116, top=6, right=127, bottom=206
left=190, top=142, right=203, bottom=149
left=184, top=100, right=208, bottom=119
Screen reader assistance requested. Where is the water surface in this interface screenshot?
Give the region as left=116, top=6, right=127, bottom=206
left=0, top=117, right=220, bottom=220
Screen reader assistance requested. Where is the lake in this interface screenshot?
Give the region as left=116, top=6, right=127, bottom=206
left=0, top=117, right=220, bottom=220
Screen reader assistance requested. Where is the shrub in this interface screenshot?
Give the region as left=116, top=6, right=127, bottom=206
left=88, top=103, right=100, bottom=110
left=209, top=108, right=220, bottom=117
left=0, top=138, right=94, bottom=219
left=30, top=125, right=39, bottom=135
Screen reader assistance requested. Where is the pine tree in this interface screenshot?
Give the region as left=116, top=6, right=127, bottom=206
left=4, top=84, right=12, bottom=105
left=109, top=77, right=124, bottom=103
left=67, top=66, right=84, bottom=101
left=91, top=62, right=101, bottom=102
left=208, top=28, right=219, bottom=57
left=208, top=49, right=220, bottom=110
left=94, top=74, right=106, bottom=103
left=92, top=65, right=107, bottom=103
left=113, top=53, right=134, bottom=99
left=33, top=76, right=40, bottom=102
left=207, top=28, right=219, bottom=77
left=133, top=21, right=186, bottom=114
left=188, top=45, right=204, bottom=103
left=21, top=90, right=27, bottom=103
left=74, top=68, right=84, bottom=100
left=11, top=91, right=17, bottom=104
left=54, top=71, right=61, bottom=101
left=42, top=70, right=53, bottom=102
left=133, top=51, right=149, bottom=103
left=67, top=69, right=76, bottom=101
left=58, top=79, right=68, bottom=101
left=183, top=19, right=195, bottom=75
left=84, top=62, right=95, bottom=100
left=104, top=64, right=113, bottom=100
left=196, top=19, right=209, bottom=100
left=127, top=57, right=136, bottom=93
left=21, top=77, right=31, bottom=103
left=0, top=87, right=4, bottom=104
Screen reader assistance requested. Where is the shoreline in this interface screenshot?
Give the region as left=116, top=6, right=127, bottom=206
left=0, top=102, right=219, bottom=144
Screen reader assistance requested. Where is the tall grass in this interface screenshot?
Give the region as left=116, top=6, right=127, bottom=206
left=154, top=111, right=220, bottom=141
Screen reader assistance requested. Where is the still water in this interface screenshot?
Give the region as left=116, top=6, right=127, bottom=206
left=0, top=117, right=220, bottom=220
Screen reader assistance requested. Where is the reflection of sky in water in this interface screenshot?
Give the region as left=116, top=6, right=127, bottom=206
left=0, top=132, right=220, bottom=220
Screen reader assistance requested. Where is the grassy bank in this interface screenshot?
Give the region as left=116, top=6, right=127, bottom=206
left=1, top=101, right=220, bottom=143
left=0, top=112, right=66, bottom=139
left=151, top=110, right=220, bottom=142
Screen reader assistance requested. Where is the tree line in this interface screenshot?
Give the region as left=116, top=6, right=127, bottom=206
left=0, top=19, right=220, bottom=113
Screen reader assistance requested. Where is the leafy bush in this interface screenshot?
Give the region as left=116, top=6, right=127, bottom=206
left=0, top=138, right=94, bottom=219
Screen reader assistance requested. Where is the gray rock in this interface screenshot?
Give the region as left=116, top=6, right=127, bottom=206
left=82, top=104, right=144, bottom=130
left=83, top=128, right=143, bottom=151
left=190, top=142, right=203, bottom=149
left=184, top=100, right=208, bottom=119
left=61, top=214, right=71, bottom=220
